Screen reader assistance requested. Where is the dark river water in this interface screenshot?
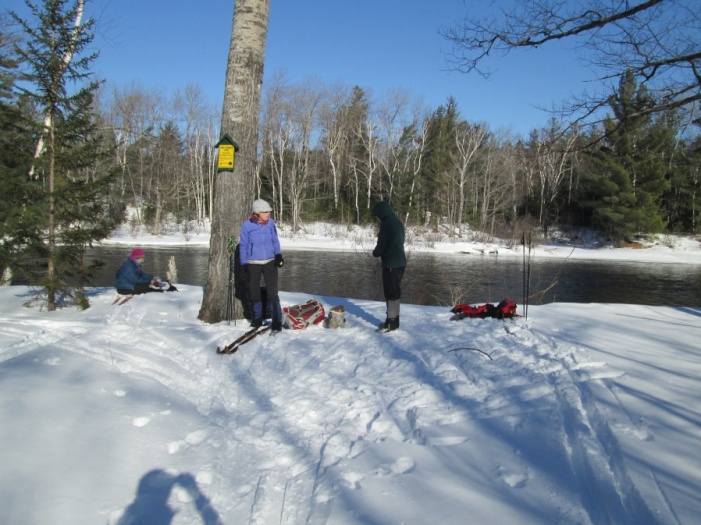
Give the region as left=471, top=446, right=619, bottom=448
left=79, top=245, right=701, bottom=307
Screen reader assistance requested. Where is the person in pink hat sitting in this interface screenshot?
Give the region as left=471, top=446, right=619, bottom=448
left=114, top=248, right=174, bottom=295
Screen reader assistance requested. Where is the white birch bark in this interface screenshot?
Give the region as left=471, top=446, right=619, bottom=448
left=199, top=0, right=270, bottom=323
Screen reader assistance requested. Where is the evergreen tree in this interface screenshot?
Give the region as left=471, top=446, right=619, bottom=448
left=392, top=121, right=423, bottom=224
left=664, top=133, right=701, bottom=233
left=0, top=16, right=41, bottom=281
left=421, top=97, right=459, bottom=222
left=146, top=121, right=184, bottom=232
left=11, top=0, right=114, bottom=309
left=0, top=17, right=17, bottom=107
left=0, top=19, right=20, bottom=276
left=344, top=86, right=371, bottom=222
left=581, top=71, right=672, bottom=240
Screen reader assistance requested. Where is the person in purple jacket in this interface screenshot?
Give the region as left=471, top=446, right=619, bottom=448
left=239, top=199, right=284, bottom=331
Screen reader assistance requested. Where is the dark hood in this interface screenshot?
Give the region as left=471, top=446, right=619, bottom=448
left=371, top=201, right=394, bottom=220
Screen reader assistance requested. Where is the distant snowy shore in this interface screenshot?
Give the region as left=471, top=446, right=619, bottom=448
left=102, top=220, right=701, bottom=265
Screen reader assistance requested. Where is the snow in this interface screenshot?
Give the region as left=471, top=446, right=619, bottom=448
left=1, top=224, right=700, bottom=525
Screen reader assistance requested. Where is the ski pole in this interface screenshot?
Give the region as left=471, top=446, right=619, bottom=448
left=226, top=235, right=236, bottom=325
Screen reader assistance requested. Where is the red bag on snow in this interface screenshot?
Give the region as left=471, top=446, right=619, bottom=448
left=451, top=303, right=490, bottom=319
left=495, top=299, right=517, bottom=318
left=282, top=299, right=326, bottom=330
left=451, top=299, right=517, bottom=320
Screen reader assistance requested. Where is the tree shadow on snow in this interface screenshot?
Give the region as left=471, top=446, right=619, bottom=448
left=676, top=306, right=701, bottom=318
left=116, top=469, right=223, bottom=525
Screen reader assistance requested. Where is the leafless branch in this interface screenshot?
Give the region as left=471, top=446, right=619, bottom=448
left=441, top=0, right=700, bottom=126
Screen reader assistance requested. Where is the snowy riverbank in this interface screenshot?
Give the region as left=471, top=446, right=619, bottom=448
left=102, top=220, right=701, bottom=265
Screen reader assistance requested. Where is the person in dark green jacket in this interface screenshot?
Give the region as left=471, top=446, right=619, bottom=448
left=371, top=200, right=406, bottom=332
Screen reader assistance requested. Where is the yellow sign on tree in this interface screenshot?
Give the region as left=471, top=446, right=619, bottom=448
left=214, top=135, right=240, bottom=171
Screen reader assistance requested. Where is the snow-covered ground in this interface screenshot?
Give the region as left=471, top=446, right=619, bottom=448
left=1, top=222, right=700, bottom=524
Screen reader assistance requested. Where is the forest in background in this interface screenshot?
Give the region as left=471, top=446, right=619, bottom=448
left=46, top=71, right=701, bottom=242
left=1, top=1, right=700, bottom=307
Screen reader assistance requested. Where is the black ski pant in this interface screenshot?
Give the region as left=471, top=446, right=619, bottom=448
left=381, top=267, right=405, bottom=301
left=247, top=261, right=279, bottom=305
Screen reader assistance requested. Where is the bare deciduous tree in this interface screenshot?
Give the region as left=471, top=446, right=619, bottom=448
left=260, top=70, right=288, bottom=219
left=451, top=122, right=487, bottom=234
left=106, top=83, right=165, bottom=225
left=521, top=122, right=578, bottom=237
left=442, top=0, right=700, bottom=125
left=403, top=106, right=430, bottom=225
left=375, top=88, right=415, bottom=200
left=319, top=82, right=352, bottom=210
left=355, top=116, right=379, bottom=211
left=174, top=84, right=218, bottom=226
left=286, top=78, right=324, bottom=231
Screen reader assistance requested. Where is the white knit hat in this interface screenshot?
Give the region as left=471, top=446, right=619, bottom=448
left=252, top=199, right=272, bottom=213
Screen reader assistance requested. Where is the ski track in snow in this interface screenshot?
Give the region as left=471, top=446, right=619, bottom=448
left=0, top=288, right=665, bottom=524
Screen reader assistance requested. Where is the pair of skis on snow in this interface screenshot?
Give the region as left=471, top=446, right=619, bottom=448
left=216, top=325, right=274, bottom=354
left=112, top=295, right=134, bottom=306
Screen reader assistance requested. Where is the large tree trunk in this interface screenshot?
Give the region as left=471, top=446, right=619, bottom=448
left=198, top=0, right=270, bottom=323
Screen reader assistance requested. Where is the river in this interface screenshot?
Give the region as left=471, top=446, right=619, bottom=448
left=80, top=245, right=701, bottom=307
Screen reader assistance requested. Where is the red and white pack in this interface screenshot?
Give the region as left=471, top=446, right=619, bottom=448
left=282, top=299, right=325, bottom=330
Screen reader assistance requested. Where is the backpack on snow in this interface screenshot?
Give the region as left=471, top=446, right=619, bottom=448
left=282, top=299, right=325, bottom=330
left=494, top=299, right=517, bottom=318
left=451, top=299, right=517, bottom=320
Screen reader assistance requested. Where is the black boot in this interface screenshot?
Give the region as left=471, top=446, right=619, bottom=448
left=376, top=317, right=399, bottom=333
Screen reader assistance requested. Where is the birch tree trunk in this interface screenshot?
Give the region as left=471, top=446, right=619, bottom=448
left=452, top=123, right=487, bottom=235
left=199, top=0, right=270, bottom=323
left=320, top=84, right=351, bottom=210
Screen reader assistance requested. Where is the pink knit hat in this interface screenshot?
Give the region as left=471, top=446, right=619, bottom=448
left=130, top=248, right=145, bottom=259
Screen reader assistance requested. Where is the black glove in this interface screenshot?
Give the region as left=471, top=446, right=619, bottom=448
left=275, top=254, right=284, bottom=268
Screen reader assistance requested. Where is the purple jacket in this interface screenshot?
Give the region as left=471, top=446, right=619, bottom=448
left=239, top=217, right=281, bottom=265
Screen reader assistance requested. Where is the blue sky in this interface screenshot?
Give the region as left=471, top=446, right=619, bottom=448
left=10, top=0, right=604, bottom=136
